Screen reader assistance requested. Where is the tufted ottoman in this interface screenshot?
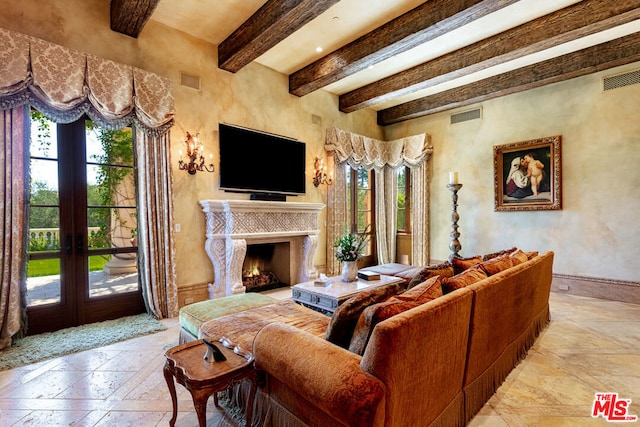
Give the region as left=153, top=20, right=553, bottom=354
left=178, top=293, right=278, bottom=343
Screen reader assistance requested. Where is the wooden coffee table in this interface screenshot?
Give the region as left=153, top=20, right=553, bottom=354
left=292, top=274, right=404, bottom=315
left=164, top=339, right=257, bottom=427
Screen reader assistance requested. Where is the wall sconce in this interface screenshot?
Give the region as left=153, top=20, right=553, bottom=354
left=178, top=132, right=215, bottom=175
left=313, top=156, right=333, bottom=187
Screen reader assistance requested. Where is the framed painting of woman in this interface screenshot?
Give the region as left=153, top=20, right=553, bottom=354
left=493, top=135, right=562, bottom=211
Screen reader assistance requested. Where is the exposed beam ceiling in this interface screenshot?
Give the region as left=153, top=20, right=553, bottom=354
left=378, top=31, right=640, bottom=125
left=218, top=0, right=340, bottom=73
left=110, top=0, right=161, bottom=38
left=138, top=0, right=640, bottom=125
left=289, top=0, right=520, bottom=97
left=340, top=0, right=640, bottom=113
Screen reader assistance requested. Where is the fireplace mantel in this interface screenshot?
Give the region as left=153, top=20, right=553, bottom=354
left=200, top=200, right=324, bottom=298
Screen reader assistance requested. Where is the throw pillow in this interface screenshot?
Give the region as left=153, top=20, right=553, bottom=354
left=509, top=249, right=529, bottom=265
left=482, top=247, right=517, bottom=261
left=451, top=255, right=483, bottom=275
left=325, top=282, right=404, bottom=349
left=525, top=251, right=539, bottom=259
left=348, top=298, right=422, bottom=355
left=441, top=266, right=487, bottom=294
left=395, top=275, right=443, bottom=303
left=479, top=254, right=513, bottom=276
left=406, top=261, right=454, bottom=289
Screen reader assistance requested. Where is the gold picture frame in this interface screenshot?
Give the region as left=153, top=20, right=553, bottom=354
left=494, top=135, right=562, bottom=211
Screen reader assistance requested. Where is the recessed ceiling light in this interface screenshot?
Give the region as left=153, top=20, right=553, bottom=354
left=315, top=46, right=323, bottom=53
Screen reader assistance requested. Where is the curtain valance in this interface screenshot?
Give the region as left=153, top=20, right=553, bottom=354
left=0, top=28, right=174, bottom=135
left=326, top=127, right=432, bottom=170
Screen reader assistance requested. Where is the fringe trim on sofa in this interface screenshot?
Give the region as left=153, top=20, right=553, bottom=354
left=429, top=391, right=465, bottom=427
left=216, top=380, right=273, bottom=427
left=262, top=398, right=309, bottom=427
left=463, top=305, right=550, bottom=423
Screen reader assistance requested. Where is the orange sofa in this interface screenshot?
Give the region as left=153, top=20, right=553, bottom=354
left=196, top=251, right=554, bottom=426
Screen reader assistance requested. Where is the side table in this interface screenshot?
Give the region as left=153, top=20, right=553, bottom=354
left=164, top=339, right=257, bottom=427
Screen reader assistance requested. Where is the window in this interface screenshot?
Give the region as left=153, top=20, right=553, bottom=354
left=346, top=166, right=376, bottom=266
left=397, top=167, right=411, bottom=233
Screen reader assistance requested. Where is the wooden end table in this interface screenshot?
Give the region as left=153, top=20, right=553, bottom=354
left=164, top=339, right=257, bottom=427
left=292, top=274, right=404, bottom=315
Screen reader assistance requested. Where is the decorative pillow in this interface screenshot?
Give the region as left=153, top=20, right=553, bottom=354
left=348, top=298, right=422, bottom=355
left=406, top=261, right=454, bottom=289
left=325, top=282, right=403, bottom=349
left=525, top=251, right=539, bottom=259
left=441, top=266, right=487, bottom=294
left=395, top=275, right=443, bottom=303
left=480, top=254, right=513, bottom=276
left=451, top=255, right=483, bottom=275
left=482, top=247, right=517, bottom=261
left=509, top=249, right=529, bottom=265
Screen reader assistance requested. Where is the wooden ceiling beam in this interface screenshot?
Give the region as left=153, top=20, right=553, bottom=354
left=289, top=0, right=518, bottom=97
left=342, top=0, right=640, bottom=113
left=377, top=32, right=640, bottom=126
left=110, top=0, right=161, bottom=38
left=218, top=0, right=339, bottom=73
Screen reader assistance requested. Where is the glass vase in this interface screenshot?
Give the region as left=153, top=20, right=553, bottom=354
left=341, top=261, right=358, bottom=282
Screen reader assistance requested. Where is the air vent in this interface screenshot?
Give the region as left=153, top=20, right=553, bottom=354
left=603, top=69, right=640, bottom=91
left=180, top=72, right=201, bottom=90
left=450, top=107, right=481, bottom=124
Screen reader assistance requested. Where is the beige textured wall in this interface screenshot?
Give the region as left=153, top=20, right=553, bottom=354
left=385, top=63, right=640, bottom=282
left=0, top=0, right=383, bottom=290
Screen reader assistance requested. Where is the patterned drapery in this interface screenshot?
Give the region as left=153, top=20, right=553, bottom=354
left=0, top=107, right=28, bottom=350
left=0, top=27, right=174, bottom=135
left=137, top=132, right=179, bottom=318
left=325, top=128, right=433, bottom=271
left=0, top=28, right=178, bottom=344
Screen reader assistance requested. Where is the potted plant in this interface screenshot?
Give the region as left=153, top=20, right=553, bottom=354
left=334, top=227, right=370, bottom=282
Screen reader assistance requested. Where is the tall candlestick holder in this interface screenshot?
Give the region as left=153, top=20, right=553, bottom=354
left=447, top=183, right=463, bottom=261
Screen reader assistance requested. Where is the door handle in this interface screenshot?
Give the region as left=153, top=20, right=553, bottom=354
left=76, top=234, right=83, bottom=254
left=65, top=234, right=72, bottom=255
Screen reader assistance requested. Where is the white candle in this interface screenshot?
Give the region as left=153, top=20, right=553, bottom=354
left=449, top=171, right=459, bottom=184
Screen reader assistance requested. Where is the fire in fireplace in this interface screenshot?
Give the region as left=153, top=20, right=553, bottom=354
left=242, top=243, right=289, bottom=292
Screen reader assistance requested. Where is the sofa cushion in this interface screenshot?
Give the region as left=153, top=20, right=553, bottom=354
left=509, top=249, right=529, bottom=265
left=349, top=298, right=422, bottom=355
left=480, top=254, right=513, bottom=276
left=199, top=299, right=329, bottom=351
left=451, top=255, right=483, bottom=275
left=482, top=247, right=517, bottom=261
left=179, top=292, right=277, bottom=340
left=348, top=277, right=443, bottom=355
left=406, top=261, right=454, bottom=289
left=325, top=281, right=404, bottom=349
left=442, top=266, right=488, bottom=294
left=395, top=275, right=443, bottom=303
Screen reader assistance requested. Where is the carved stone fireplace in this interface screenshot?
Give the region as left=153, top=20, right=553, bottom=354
left=200, top=200, right=325, bottom=298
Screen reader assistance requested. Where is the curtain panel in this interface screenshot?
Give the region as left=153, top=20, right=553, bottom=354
left=0, top=28, right=178, bottom=341
left=0, top=107, right=28, bottom=350
left=325, top=128, right=433, bottom=271
left=0, top=27, right=174, bottom=136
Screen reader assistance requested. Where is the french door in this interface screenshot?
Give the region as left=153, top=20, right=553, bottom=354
left=26, top=114, right=145, bottom=335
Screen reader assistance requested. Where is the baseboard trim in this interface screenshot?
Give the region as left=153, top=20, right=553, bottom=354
left=552, top=273, right=640, bottom=304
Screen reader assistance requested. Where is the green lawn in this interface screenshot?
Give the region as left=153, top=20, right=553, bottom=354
left=27, top=255, right=110, bottom=278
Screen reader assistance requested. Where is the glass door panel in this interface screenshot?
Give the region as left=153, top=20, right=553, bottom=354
left=26, top=113, right=144, bottom=335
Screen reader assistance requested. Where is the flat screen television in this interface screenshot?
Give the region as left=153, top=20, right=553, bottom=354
left=218, top=123, right=306, bottom=200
